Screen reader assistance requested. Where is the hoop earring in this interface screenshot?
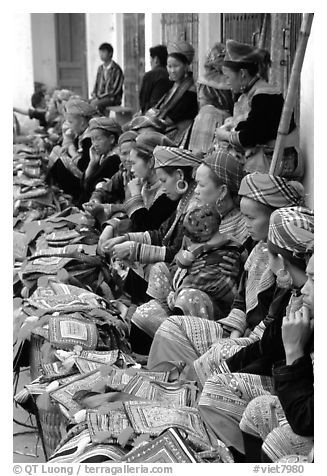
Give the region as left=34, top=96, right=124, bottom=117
left=176, top=179, right=188, bottom=195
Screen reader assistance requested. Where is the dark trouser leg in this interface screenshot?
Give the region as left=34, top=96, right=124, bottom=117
left=124, top=269, right=149, bottom=305
left=130, top=322, right=153, bottom=355
left=261, top=449, right=273, bottom=463
left=242, top=431, right=263, bottom=463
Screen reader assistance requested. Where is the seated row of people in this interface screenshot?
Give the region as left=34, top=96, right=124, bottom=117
left=14, top=37, right=313, bottom=463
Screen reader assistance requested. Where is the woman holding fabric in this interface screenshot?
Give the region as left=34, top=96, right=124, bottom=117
left=128, top=148, right=250, bottom=353
left=188, top=42, right=234, bottom=155
left=145, top=40, right=198, bottom=146
left=96, top=131, right=178, bottom=243
left=214, top=39, right=300, bottom=178
left=147, top=172, right=304, bottom=383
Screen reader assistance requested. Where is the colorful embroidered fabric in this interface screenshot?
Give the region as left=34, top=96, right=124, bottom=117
left=122, top=428, right=199, bottom=463
left=123, top=401, right=211, bottom=450
left=122, top=375, right=198, bottom=406
left=48, top=315, right=98, bottom=350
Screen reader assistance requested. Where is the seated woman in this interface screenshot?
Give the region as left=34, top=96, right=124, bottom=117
left=147, top=173, right=305, bottom=380
left=196, top=207, right=314, bottom=460
left=144, top=40, right=198, bottom=146
left=100, top=147, right=201, bottom=306
left=87, top=130, right=137, bottom=208
left=46, top=97, right=97, bottom=202
left=188, top=42, right=234, bottom=155
left=215, top=39, right=301, bottom=178
left=239, top=250, right=314, bottom=461
left=95, top=131, right=178, bottom=251
left=131, top=203, right=244, bottom=342
left=79, top=117, right=122, bottom=204
left=127, top=148, right=250, bottom=354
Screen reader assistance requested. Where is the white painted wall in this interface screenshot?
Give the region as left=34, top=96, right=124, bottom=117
left=145, top=13, right=162, bottom=71
left=13, top=13, right=37, bottom=133
left=198, top=13, right=221, bottom=78
left=85, top=13, right=120, bottom=98
left=31, top=13, right=57, bottom=89
left=300, top=20, right=314, bottom=208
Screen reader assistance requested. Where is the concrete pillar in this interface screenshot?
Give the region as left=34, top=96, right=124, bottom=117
left=300, top=19, right=314, bottom=208
left=144, top=14, right=162, bottom=71
left=198, top=13, right=221, bottom=78
left=13, top=13, right=36, bottom=132
left=31, top=14, right=57, bottom=90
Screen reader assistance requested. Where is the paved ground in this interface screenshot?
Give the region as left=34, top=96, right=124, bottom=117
left=13, top=369, right=45, bottom=463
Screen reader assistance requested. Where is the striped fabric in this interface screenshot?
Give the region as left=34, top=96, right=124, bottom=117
left=239, top=172, right=304, bottom=208
left=65, top=98, right=96, bottom=117
left=153, top=146, right=202, bottom=169
left=268, top=206, right=314, bottom=254
left=198, top=372, right=274, bottom=452
left=219, top=207, right=249, bottom=245
left=88, top=117, right=122, bottom=136
left=203, top=149, right=245, bottom=193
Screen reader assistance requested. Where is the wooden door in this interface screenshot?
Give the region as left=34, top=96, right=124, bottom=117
left=55, top=13, right=88, bottom=98
left=123, top=13, right=145, bottom=113
left=161, top=13, right=199, bottom=80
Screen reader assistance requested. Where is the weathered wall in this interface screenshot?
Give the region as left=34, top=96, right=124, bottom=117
left=85, top=13, right=117, bottom=97
left=13, top=13, right=36, bottom=132
left=31, top=13, right=57, bottom=90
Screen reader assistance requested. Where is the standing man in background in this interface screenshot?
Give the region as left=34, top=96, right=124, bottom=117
left=91, top=43, right=124, bottom=115
left=139, top=45, right=172, bottom=114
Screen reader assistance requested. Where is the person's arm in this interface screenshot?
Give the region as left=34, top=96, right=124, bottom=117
left=272, top=355, right=313, bottom=436
left=218, top=270, right=248, bottom=335
left=92, top=67, right=101, bottom=98
left=125, top=193, right=177, bottom=232
left=13, top=107, right=30, bottom=116
left=236, top=94, right=285, bottom=148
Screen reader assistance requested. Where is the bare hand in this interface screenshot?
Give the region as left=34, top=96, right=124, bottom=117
left=282, top=306, right=313, bottom=364
left=112, top=241, right=134, bottom=261
left=101, top=235, right=126, bottom=256
left=128, top=177, right=142, bottom=196
left=97, top=226, right=115, bottom=256
left=218, top=253, right=240, bottom=278
left=230, top=329, right=242, bottom=338
left=214, top=127, right=230, bottom=142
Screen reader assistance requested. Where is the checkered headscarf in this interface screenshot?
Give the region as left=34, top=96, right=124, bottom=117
left=268, top=206, right=314, bottom=255
left=154, top=146, right=202, bottom=169
left=64, top=98, right=97, bottom=117
left=239, top=172, right=304, bottom=208
left=88, top=117, right=122, bottom=137
left=203, top=149, right=245, bottom=193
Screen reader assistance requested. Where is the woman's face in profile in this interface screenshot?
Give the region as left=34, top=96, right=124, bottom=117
left=194, top=164, right=222, bottom=206
left=156, top=167, right=180, bottom=201
left=222, top=66, right=242, bottom=93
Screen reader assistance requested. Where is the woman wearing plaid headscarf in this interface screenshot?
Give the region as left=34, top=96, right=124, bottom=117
left=46, top=98, right=97, bottom=202
left=214, top=39, right=301, bottom=179
left=148, top=173, right=304, bottom=377
left=196, top=206, right=313, bottom=461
